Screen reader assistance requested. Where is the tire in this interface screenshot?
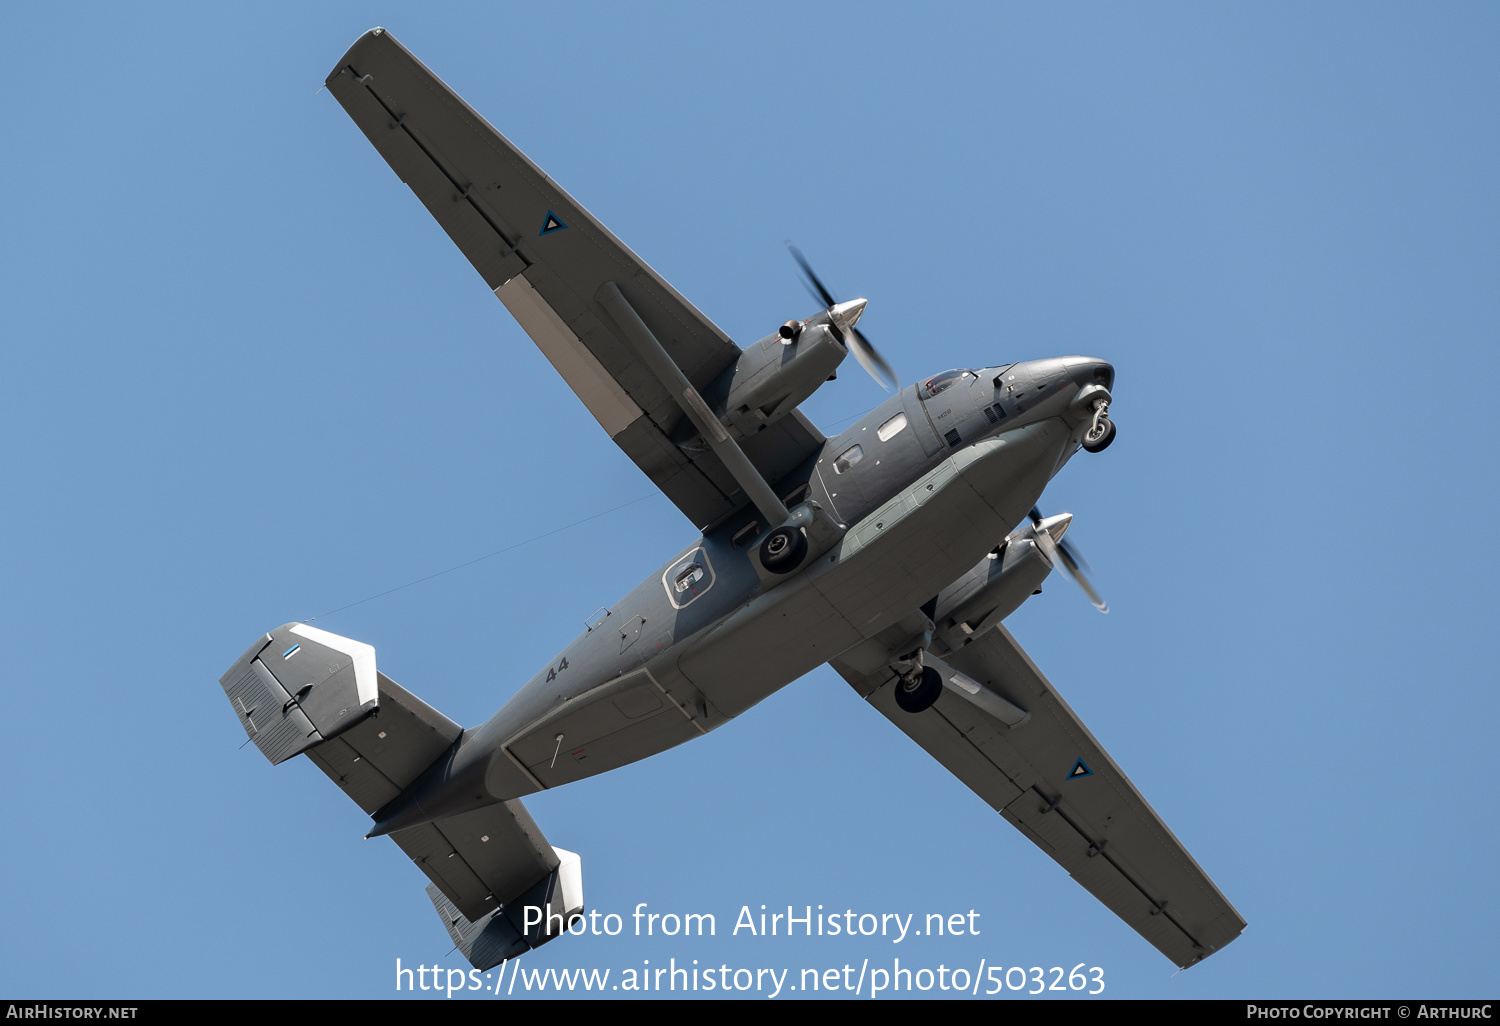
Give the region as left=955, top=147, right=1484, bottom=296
left=1081, top=418, right=1116, bottom=453
left=759, top=525, right=808, bottom=574
left=894, top=665, right=943, bottom=713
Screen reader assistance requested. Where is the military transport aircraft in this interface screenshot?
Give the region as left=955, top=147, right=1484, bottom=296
left=219, top=27, right=1244, bottom=972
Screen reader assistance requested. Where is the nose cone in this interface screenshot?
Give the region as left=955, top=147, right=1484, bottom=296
left=1064, top=357, right=1114, bottom=391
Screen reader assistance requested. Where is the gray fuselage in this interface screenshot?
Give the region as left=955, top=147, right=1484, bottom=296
left=399, top=356, right=1112, bottom=823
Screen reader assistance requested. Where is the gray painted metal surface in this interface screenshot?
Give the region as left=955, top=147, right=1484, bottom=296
left=212, top=26, right=1244, bottom=973
left=324, top=28, right=824, bottom=531
left=835, top=625, right=1244, bottom=967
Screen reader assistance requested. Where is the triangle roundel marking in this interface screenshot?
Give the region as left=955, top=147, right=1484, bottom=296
left=539, top=211, right=567, bottom=236
left=1067, top=758, right=1092, bottom=780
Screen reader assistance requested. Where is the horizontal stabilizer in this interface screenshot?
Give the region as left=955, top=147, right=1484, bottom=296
left=222, top=621, right=586, bottom=962
left=426, top=847, right=583, bottom=970
left=301, top=670, right=462, bottom=815
left=392, top=799, right=567, bottom=923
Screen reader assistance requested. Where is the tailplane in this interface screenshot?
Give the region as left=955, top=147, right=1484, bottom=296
left=220, top=624, right=582, bottom=965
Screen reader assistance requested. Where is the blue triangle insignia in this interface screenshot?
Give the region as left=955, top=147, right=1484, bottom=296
left=1067, top=758, right=1092, bottom=780
left=539, top=211, right=567, bottom=235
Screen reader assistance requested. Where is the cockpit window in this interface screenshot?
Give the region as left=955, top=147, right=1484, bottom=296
left=921, top=369, right=978, bottom=399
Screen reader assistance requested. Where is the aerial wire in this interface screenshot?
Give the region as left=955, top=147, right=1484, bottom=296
left=823, top=408, right=873, bottom=430
left=304, top=492, right=658, bottom=622
left=301, top=406, right=866, bottom=623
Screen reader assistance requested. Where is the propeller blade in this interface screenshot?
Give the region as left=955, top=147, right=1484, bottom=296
left=1054, top=538, right=1108, bottom=613
left=1058, top=536, right=1093, bottom=576
left=1029, top=508, right=1107, bottom=613
left=849, top=327, right=898, bottom=391
left=787, top=243, right=837, bottom=308
left=786, top=243, right=899, bottom=391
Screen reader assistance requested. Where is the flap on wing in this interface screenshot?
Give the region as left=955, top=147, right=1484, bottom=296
left=834, top=625, right=1245, bottom=968
left=495, top=274, right=643, bottom=438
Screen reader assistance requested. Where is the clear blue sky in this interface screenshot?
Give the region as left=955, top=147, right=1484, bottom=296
left=1, top=3, right=1495, bottom=999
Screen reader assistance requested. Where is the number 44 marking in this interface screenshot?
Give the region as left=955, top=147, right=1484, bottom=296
left=546, top=657, right=569, bottom=683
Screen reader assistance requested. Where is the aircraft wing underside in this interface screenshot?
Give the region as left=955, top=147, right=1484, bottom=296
left=832, top=625, right=1245, bottom=968
left=326, top=29, right=823, bottom=529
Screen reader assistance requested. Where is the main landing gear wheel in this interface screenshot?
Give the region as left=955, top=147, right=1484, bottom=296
left=895, top=665, right=943, bottom=713
left=1082, top=417, right=1116, bottom=453
left=759, top=525, right=808, bottom=574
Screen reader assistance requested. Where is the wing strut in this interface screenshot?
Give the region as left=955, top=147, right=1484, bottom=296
left=597, top=281, right=790, bottom=525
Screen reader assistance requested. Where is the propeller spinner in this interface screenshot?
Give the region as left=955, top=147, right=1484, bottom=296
left=1027, top=507, right=1108, bottom=613
left=787, top=244, right=898, bottom=391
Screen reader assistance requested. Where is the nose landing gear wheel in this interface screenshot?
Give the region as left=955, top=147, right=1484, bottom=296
left=1082, top=417, right=1116, bottom=453
left=894, top=665, right=943, bottom=713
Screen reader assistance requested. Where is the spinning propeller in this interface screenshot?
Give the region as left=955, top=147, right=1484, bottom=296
left=1028, top=507, right=1109, bottom=613
left=787, top=244, right=899, bottom=392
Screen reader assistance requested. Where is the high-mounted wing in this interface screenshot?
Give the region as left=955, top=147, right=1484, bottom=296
left=325, top=29, right=823, bottom=529
left=833, top=626, right=1245, bottom=968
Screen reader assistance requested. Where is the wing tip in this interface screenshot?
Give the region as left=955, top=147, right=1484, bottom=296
left=326, top=26, right=397, bottom=85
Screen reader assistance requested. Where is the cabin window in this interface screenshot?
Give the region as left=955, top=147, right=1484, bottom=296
left=877, top=412, right=908, bottom=442
left=674, top=563, right=705, bottom=593
left=833, top=444, right=864, bottom=474
left=782, top=483, right=810, bottom=506
left=732, top=522, right=761, bottom=549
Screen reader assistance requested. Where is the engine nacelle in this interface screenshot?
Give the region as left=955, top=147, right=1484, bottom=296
left=929, top=527, right=1059, bottom=656
left=708, top=316, right=847, bottom=439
